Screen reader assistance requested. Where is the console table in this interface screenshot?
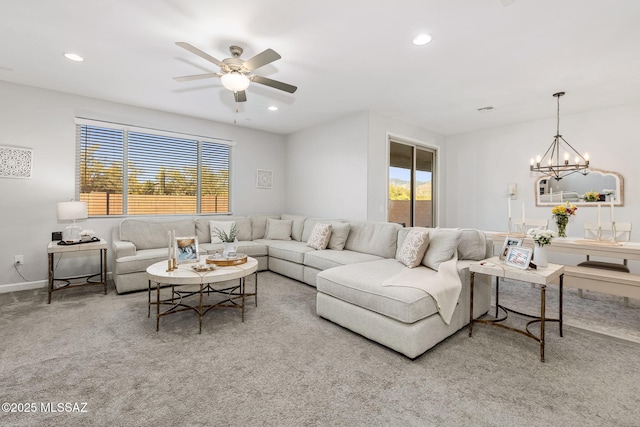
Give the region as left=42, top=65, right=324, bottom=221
left=47, top=239, right=108, bottom=304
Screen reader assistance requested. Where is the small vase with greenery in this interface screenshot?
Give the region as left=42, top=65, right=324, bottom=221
left=212, top=224, right=238, bottom=257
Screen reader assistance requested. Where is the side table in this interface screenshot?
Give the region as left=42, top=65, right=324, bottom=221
left=47, top=239, right=108, bottom=303
left=468, top=256, right=564, bottom=362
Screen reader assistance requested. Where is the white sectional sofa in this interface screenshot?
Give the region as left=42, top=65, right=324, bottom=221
left=111, top=215, right=491, bottom=358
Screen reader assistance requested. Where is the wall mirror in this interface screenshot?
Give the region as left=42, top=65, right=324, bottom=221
left=535, top=168, right=624, bottom=206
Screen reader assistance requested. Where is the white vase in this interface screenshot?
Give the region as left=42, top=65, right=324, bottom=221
left=534, top=245, right=548, bottom=268
left=223, top=242, right=237, bottom=258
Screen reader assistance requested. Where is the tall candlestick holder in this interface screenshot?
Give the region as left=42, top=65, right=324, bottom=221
left=611, top=221, right=618, bottom=243
left=507, top=217, right=512, bottom=234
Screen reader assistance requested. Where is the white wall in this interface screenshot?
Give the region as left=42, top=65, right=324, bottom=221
left=445, top=102, right=640, bottom=268
left=285, top=111, right=446, bottom=223
left=0, top=81, right=286, bottom=289
left=285, top=112, right=369, bottom=219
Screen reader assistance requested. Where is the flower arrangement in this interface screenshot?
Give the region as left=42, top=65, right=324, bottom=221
left=527, top=229, right=556, bottom=246
left=551, top=201, right=577, bottom=237
left=212, top=224, right=238, bottom=243
left=583, top=191, right=600, bottom=202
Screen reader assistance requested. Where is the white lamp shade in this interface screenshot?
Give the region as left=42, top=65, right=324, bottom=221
left=220, top=72, right=250, bottom=92
left=57, top=201, right=88, bottom=221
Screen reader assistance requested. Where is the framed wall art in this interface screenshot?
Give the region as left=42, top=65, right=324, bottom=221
left=256, top=169, right=273, bottom=189
left=0, top=145, right=33, bottom=179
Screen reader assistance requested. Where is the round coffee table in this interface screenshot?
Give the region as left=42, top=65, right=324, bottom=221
left=146, top=255, right=258, bottom=333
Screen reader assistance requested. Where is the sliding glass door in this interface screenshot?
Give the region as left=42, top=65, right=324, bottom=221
left=388, top=140, right=435, bottom=227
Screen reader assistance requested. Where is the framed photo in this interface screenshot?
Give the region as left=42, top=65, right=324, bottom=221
left=175, top=236, right=199, bottom=264
left=500, top=236, right=523, bottom=259
left=505, top=246, right=533, bottom=270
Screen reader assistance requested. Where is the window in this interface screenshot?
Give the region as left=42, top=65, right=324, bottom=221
left=388, top=140, right=435, bottom=227
left=76, top=119, right=232, bottom=216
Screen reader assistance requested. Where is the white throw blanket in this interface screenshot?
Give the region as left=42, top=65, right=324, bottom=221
left=382, top=254, right=462, bottom=325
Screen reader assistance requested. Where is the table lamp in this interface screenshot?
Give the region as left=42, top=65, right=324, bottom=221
left=57, top=200, right=88, bottom=241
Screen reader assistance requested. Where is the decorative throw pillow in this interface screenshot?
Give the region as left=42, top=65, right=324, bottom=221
left=457, top=229, right=487, bottom=261
left=307, top=223, right=332, bottom=250
left=264, top=218, right=293, bottom=240
left=422, top=228, right=463, bottom=271
left=328, top=222, right=351, bottom=250
left=210, top=221, right=235, bottom=243
left=396, top=229, right=430, bottom=268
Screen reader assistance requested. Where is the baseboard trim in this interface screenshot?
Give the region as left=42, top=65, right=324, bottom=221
left=0, top=280, right=47, bottom=294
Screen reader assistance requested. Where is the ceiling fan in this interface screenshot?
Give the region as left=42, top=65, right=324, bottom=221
left=173, top=42, right=297, bottom=103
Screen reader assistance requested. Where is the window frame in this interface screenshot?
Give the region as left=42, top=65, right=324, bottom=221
left=75, top=118, right=234, bottom=217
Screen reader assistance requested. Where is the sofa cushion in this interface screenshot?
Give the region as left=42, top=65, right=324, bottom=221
left=264, top=218, right=293, bottom=240
left=307, top=223, right=332, bottom=250
left=344, top=221, right=402, bottom=258
left=316, top=258, right=439, bottom=324
left=328, top=222, right=351, bottom=251
left=119, top=219, right=195, bottom=250
left=209, top=220, right=236, bottom=243
left=301, top=218, right=346, bottom=242
left=457, top=229, right=487, bottom=261
left=396, top=229, right=430, bottom=268
left=304, top=250, right=383, bottom=271
left=195, top=216, right=251, bottom=243
left=249, top=214, right=280, bottom=239
left=262, top=240, right=315, bottom=264
left=280, top=214, right=307, bottom=241
left=422, top=228, right=463, bottom=271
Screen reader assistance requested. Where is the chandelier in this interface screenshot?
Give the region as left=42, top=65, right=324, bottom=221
left=530, top=92, right=590, bottom=180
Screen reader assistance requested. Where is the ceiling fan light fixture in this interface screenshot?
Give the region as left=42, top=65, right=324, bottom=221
left=64, top=52, right=84, bottom=62
left=412, top=34, right=432, bottom=46
left=220, top=72, right=250, bottom=92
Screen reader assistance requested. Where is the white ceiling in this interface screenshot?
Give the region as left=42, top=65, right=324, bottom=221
left=2, top=0, right=640, bottom=136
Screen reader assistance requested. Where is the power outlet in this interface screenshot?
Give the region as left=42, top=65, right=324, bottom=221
left=15, top=255, right=24, bottom=265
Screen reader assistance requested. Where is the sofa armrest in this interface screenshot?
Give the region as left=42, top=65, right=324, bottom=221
left=113, top=239, right=136, bottom=258
left=111, top=227, right=136, bottom=258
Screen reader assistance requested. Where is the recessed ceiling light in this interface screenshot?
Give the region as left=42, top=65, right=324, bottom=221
left=64, top=52, right=84, bottom=62
left=412, top=34, right=432, bottom=46
left=267, top=106, right=278, bottom=111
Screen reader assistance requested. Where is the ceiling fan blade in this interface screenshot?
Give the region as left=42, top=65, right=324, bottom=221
left=234, top=90, right=247, bottom=102
left=173, top=73, right=220, bottom=82
left=243, top=49, right=281, bottom=71
left=175, top=42, right=224, bottom=67
left=251, top=75, right=297, bottom=94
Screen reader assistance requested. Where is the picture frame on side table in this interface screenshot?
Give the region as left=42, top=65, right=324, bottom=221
left=175, top=236, right=199, bottom=264
left=505, top=246, right=533, bottom=270
left=500, top=236, right=524, bottom=259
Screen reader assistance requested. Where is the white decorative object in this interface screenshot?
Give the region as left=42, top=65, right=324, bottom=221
left=256, top=169, right=273, bottom=189
left=223, top=242, right=237, bottom=258
left=533, top=245, right=548, bottom=268
left=0, top=146, right=33, bottom=179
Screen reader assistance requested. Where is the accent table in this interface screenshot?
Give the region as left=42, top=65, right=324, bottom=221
left=146, top=256, right=258, bottom=333
left=47, top=238, right=108, bottom=304
left=468, top=256, right=564, bottom=362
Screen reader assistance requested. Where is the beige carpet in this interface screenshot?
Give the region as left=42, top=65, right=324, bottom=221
left=1, top=271, right=639, bottom=427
